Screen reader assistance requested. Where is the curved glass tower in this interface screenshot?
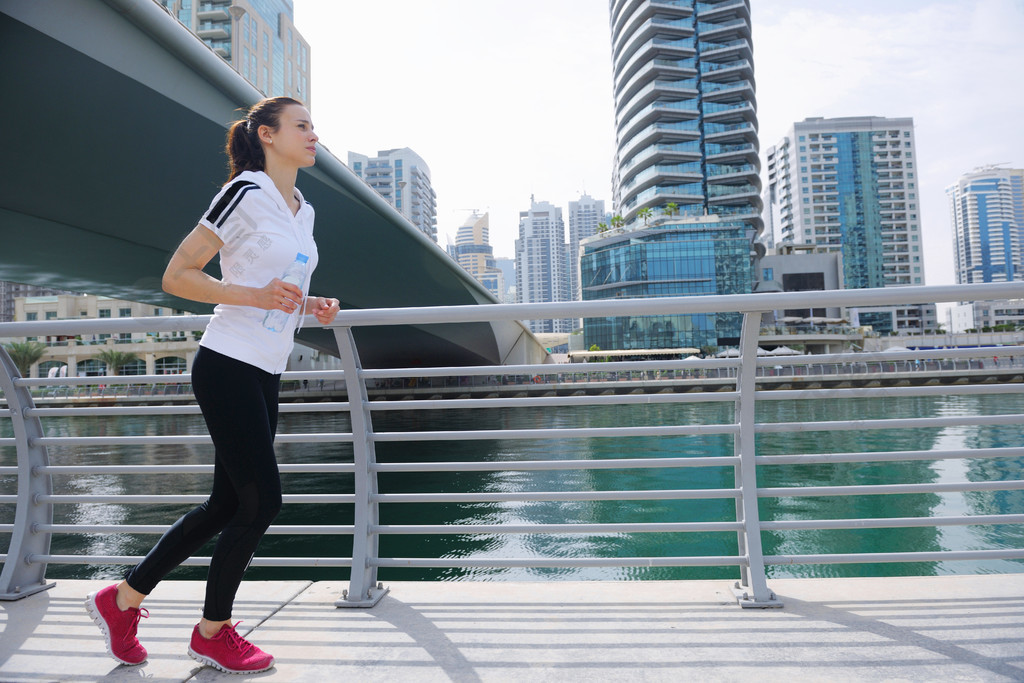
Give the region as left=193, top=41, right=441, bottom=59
left=582, top=0, right=762, bottom=352
left=610, top=0, right=760, bottom=224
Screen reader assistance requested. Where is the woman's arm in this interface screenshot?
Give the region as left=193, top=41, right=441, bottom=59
left=162, top=225, right=303, bottom=312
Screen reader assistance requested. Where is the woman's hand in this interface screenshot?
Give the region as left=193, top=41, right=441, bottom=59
left=255, top=278, right=304, bottom=313
left=306, top=296, right=341, bottom=325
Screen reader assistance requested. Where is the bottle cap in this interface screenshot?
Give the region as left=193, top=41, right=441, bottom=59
left=296, top=253, right=309, bottom=263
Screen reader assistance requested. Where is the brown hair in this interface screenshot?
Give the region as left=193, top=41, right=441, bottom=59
left=225, top=96, right=304, bottom=180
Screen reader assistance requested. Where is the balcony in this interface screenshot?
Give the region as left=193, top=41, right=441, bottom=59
left=196, top=22, right=229, bottom=40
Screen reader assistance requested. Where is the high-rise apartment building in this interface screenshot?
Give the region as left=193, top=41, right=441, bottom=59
left=763, top=116, right=934, bottom=333
left=947, top=166, right=1024, bottom=284
left=764, top=116, right=922, bottom=287
left=159, top=0, right=310, bottom=104
left=515, top=197, right=571, bottom=334
left=348, top=148, right=438, bottom=242
left=567, top=194, right=605, bottom=304
left=450, top=213, right=504, bottom=299
left=582, top=0, right=761, bottom=351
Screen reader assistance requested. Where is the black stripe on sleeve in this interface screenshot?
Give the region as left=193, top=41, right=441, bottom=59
left=204, top=180, right=259, bottom=227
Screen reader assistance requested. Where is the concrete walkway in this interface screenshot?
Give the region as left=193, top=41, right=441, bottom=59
left=1, top=575, right=1022, bottom=682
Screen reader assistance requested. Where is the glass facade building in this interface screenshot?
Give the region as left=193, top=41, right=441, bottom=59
left=159, top=0, right=310, bottom=104
left=947, top=166, right=1024, bottom=285
left=583, top=0, right=762, bottom=351
left=764, top=116, right=920, bottom=288
left=763, top=116, right=936, bottom=334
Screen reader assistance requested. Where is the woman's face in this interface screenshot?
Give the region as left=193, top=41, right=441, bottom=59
left=263, top=104, right=318, bottom=169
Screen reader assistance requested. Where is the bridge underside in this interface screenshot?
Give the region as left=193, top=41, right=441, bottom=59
left=0, top=1, right=542, bottom=368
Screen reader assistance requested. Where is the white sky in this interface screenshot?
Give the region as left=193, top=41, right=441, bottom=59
left=294, top=0, right=1024, bottom=286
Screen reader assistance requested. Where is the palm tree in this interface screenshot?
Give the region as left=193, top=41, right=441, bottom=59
left=597, top=222, right=608, bottom=233
left=2, top=340, right=48, bottom=378
left=663, top=202, right=679, bottom=217
left=96, top=349, right=140, bottom=376
left=610, top=215, right=625, bottom=230
left=637, top=207, right=653, bottom=226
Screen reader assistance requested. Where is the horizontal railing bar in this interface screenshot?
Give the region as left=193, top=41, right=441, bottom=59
left=373, top=522, right=744, bottom=534
left=2, top=283, right=1020, bottom=338
left=373, top=456, right=739, bottom=472
left=758, top=346, right=1024, bottom=365
left=38, top=494, right=356, bottom=504
left=372, top=556, right=747, bottom=568
left=755, top=414, right=1024, bottom=433
left=24, top=402, right=350, bottom=417
left=28, top=405, right=203, bottom=417
left=35, top=524, right=355, bottom=535
left=761, top=514, right=1024, bottom=530
left=14, top=374, right=194, bottom=387
left=371, top=424, right=739, bottom=442
left=765, top=549, right=1024, bottom=565
left=31, top=433, right=355, bottom=446
left=360, top=358, right=742, bottom=379
left=756, top=384, right=1024, bottom=402
left=30, top=554, right=353, bottom=567
left=325, top=282, right=1024, bottom=326
left=373, top=489, right=740, bottom=503
left=366, top=392, right=739, bottom=411
left=36, top=463, right=356, bottom=475
left=759, top=480, right=1024, bottom=498
left=757, top=447, right=1024, bottom=466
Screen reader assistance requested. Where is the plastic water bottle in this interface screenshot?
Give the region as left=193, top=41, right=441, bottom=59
left=262, top=252, right=309, bottom=333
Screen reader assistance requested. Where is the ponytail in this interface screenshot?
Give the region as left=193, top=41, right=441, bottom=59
left=225, top=96, right=304, bottom=181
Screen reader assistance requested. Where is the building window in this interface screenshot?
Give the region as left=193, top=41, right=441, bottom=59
left=45, top=311, right=57, bottom=320
left=119, top=308, right=132, bottom=317
left=26, top=312, right=38, bottom=321
left=99, top=309, right=111, bottom=318
left=763, top=268, right=774, bottom=281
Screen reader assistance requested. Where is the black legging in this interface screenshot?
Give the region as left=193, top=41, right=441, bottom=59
left=125, top=346, right=283, bottom=621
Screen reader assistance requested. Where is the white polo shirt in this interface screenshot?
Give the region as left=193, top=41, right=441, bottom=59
left=196, top=170, right=319, bottom=374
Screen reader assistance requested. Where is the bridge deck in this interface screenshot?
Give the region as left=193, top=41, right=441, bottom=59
left=2, top=575, right=1022, bottom=681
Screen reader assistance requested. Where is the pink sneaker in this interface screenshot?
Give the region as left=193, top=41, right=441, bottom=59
left=187, top=622, right=274, bottom=674
left=84, top=584, right=148, bottom=665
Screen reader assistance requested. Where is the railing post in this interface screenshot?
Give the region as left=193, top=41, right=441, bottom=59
left=332, top=326, right=388, bottom=607
left=731, top=311, right=782, bottom=608
left=0, top=346, right=55, bottom=600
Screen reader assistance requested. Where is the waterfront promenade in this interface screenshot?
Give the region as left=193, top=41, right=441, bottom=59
left=1, top=575, right=1022, bottom=682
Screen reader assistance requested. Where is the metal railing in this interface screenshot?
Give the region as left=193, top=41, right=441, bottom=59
left=2, top=283, right=1024, bottom=608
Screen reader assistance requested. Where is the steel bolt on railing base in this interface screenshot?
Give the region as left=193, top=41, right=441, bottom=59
left=731, top=581, right=784, bottom=609
left=336, top=582, right=389, bottom=608
left=0, top=579, right=55, bottom=602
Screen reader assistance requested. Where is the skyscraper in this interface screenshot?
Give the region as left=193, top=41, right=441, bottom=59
left=158, top=0, right=310, bottom=104
left=450, top=212, right=504, bottom=299
left=582, top=0, right=761, bottom=351
left=567, top=194, right=605, bottom=303
left=763, top=116, right=934, bottom=333
left=516, top=197, right=571, bottom=334
left=764, top=116, right=922, bottom=287
left=947, top=166, right=1024, bottom=284
left=348, top=148, right=439, bottom=242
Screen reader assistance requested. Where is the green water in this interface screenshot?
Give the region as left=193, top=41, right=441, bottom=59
left=1, top=394, right=1022, bottom=583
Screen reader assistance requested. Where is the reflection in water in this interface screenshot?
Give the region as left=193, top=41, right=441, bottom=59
left=0, top=394, right=1021, bottom=581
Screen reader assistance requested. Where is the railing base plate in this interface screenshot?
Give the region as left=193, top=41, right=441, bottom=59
left=335, top=585, right=389, bottom=608
left=0, top=580, right=56, bottom=602
left=731, top=581, right=784, bottom=609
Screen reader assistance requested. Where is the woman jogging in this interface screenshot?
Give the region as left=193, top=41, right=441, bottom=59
left=85, top=96, right=340, bottom=674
